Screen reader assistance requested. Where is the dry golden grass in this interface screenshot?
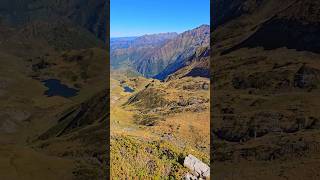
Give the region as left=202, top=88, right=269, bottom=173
left=110, top=72, right=210, bottom=178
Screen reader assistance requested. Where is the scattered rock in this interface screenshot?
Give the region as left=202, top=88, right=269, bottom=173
left=161, top=148, right=175, bottom=160
left=32, top=59, right=51, bottom=71
left=202, top=82, right=209, bottom=90
left=294, top=65, right=320, bottom=89
left=0, top=78, right=9, bottom=89
left=184, top=173, right=198, bottom=180
left=146, top=160, right=157, bottom=174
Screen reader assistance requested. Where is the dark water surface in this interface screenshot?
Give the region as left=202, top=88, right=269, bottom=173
left=123, top=86, right=134, bottom=93
left=42, top=79, right=78, bottom=98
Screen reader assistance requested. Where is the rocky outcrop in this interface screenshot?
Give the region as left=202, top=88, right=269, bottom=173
left=184, top=154, right=210, bottom=179
left=125, top=78, right=209, bottom=118
left=294, top=65, right=320, bottom=89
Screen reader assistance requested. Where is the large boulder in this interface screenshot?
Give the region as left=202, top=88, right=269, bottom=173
left=184, top=154, right=210, bottom=178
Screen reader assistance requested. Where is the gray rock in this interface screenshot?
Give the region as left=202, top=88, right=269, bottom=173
left=184, top=154, right=210, bottom=178
left=184, top=173, right=198, bottom=180
left=202, top=83, right=209, bottom=90
left=294, top=65, right=320, bottom=89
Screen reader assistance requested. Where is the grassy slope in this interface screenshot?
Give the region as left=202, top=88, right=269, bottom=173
left=0, top=21, right=108, bottom=179
left=110, top=72, right=210, bottom=178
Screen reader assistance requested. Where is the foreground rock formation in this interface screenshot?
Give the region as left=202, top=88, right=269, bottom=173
left=184, top=154, right=210, bottom=179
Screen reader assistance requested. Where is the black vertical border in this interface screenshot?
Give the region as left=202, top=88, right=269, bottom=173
left=210, top=0, right=217, bottom=179
left=106, top=0, right=111, bottom=178
left=210, top=0, right=214, bottom=178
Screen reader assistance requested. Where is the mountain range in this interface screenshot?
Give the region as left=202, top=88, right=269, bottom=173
left=111, top=25, right=210, bottom=80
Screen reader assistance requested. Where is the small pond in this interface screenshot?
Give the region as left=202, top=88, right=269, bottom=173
left=42, top=79, right=78, bottom=98
left=123, top=86, right=134, bottom=93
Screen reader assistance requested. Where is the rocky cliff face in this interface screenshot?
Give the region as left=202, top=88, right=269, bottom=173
left=144, top=25, right=210, bottom=79
left=162, top=46, right=210, bottom=81
left=212, top=0, right=320, bottom=179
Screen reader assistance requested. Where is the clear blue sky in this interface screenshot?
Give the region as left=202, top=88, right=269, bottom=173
left=111, top=0, right=210, bottom=37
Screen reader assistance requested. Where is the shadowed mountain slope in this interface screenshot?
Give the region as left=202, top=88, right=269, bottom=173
left=0, top=0, right=109, bottom=179
left=0, top=0, right=107, bottom=42
left=212, top=0, right=320, bottom=179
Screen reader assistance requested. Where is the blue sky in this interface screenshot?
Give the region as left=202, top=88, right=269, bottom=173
left=111, top=0, right=210, bottom=37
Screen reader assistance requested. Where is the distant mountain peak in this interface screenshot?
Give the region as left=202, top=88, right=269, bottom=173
left=139, top=32, right=178, bottom=37
left=132, top=32, right=178, bottom=46
left=197, top=24, right=210, bottom=28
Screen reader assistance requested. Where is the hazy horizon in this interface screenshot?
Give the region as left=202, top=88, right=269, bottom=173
left=111, top=24, right=210, bottom=38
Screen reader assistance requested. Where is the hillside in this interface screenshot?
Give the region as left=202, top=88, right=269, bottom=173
left=0, top=0, right=107, bottom=42
left=158, top=46, right=210, bottom=81
left=0, top=1, right=108, bottom=179
left=212, top=0, right=320, bottom=179
left=110, top=71, right=210, bottom=178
